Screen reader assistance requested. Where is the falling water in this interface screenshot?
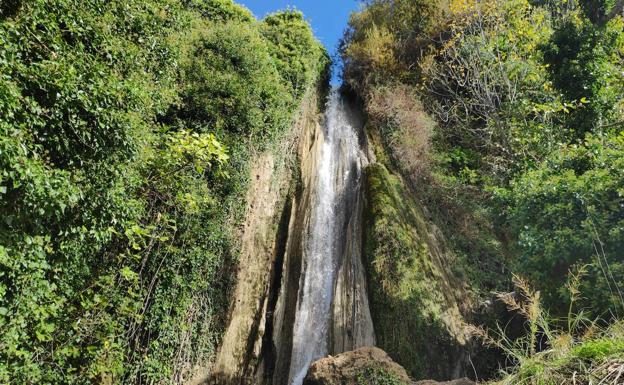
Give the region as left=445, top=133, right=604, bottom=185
left=287, top=90, right=373, bottom=385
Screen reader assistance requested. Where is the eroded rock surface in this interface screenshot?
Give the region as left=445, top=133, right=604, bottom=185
left=205, top=91, right=321, bottom=385
left=302, top=347, right=412, bottom=385
left=302, top=347, right=476, bottom=385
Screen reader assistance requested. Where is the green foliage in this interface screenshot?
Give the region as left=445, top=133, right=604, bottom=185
left=0, top=0, right=328, bottom=383
left=498, top=132, right=624, bottom=315
left=184, top=0, right=253, bottom=22
left=180, top=22, right=292, bottom=142
left=356, top=366, right=408, bottom=385
left=341, top=0, right=443, bottom=92
left=542, top=13, right=624, bottom=138
left=579, top=0, right=623, bottom=25
left=261, top=10, right=331, bottom=99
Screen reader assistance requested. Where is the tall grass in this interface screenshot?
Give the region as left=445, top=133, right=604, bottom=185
left=467, top=273, right=624, bottom=385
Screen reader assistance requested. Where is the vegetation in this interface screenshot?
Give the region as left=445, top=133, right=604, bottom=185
left=3, top=0, right=623, bottom=383
left=470, top=276, right=624, bottom=385
left=363, top=161, right=468, bottom=379
left=356, top=366, right=409, bottom=385
left=342, top=0, right=624, bottom=381
left=0, top=0, right=328, bottom=383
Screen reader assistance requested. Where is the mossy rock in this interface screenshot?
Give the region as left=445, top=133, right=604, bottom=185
left=363, top=162, right=467, bottom=379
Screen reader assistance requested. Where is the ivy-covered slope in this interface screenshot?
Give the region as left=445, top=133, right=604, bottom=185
left=0, top=0, right=328, bottom=383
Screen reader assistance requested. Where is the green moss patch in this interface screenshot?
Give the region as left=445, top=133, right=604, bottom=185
left=363, top=162, right=466, bottom=379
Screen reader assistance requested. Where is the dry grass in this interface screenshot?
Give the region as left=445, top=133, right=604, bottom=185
left=466, top=273, right=624, bottom=385
left=367, top=84, right=434, bottom=182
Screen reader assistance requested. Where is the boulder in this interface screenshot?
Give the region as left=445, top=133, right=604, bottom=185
left=302, top=347, right=476, bottom=385
left=303, top=347, right=411, bottom=385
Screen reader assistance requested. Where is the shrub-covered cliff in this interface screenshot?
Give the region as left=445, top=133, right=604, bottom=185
left=0, top=1, right=328, bottom=383
left=341, top=0, right=624, bottom=383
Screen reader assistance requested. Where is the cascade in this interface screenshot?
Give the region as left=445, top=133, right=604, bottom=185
left=287, top=90, right=375, bottom=385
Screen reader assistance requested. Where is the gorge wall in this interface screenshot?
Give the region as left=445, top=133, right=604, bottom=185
left=206, top=88, right=474, bottom=385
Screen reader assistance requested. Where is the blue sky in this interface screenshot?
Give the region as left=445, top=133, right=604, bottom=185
left=238, top=0, right=361, bottom=82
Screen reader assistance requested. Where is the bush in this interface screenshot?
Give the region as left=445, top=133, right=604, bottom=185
left=366, top=84, right=434, bottom=181
left=180, top=22, right=292, bottom=142
left=341, top=0, right=443, bottom=92
left=498, top=132, right=624, bottom=316
left=261, top=10, right=330, bottom=100
left=184, top=0, right=253, bottom=23
left=542, top=13, right=624, bottom=139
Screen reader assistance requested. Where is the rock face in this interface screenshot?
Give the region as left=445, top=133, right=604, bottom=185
left=206, top=90, right=321, bottom=385
left=361, top=129, right=473, bottom=379
left=302, top=347, right=476, bottom=385
left=303, top=347, right=412, bottom=385
left=267, top=91, right=375, bottom=385
left=208, top=89, right=377, bottom=385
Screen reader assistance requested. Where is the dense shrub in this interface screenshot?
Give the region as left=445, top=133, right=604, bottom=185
left=180, top=22, right=292, bottom=141
left=184, top=0, right=253, bottom=22
left=542, top=13, right=624, bottom=139
left=261, top=10, right=330, bottom=100
left=341, top=0, right=443, bottom=93
left=498, top=133, right=624, bottom=315
left=423, top=0, right=559, bottom=178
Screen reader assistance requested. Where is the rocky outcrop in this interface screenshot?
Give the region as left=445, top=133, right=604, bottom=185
left=204, top=88, right=476, bottom=385
left=302, top=347, right=475, bottom=385
left=262, top=89, right=325, bottom=385
left=362, top=128, right=473, bottom=380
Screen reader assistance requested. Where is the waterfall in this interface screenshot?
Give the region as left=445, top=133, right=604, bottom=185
left=287, top=90, right=375, bottom=385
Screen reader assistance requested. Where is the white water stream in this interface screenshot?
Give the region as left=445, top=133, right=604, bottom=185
left=287, top=90, right=371, bottom=385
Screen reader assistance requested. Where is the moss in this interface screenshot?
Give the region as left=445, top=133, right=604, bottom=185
left=517, top=359, right=546, bottom=380
left=572, top=338, right=624, bottom=360
left=356, top=366, right=409, bottom=385
left=363, top=162, right=465, bottom=379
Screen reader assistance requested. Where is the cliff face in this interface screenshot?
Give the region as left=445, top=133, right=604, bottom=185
left=205, top=88, right=475, bottom=385
left=263, top=90, right=323, bottom=385
left=361, top=125, right=473, bottom=381
left=207, top=90, right=380, bottom=385
left=206, top=89, right=321, bottom=385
